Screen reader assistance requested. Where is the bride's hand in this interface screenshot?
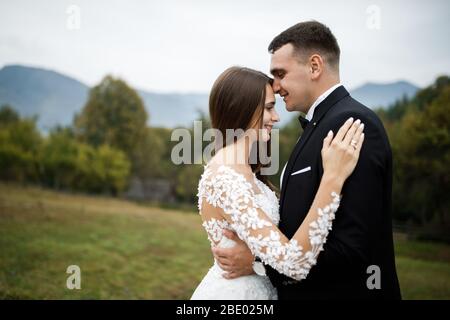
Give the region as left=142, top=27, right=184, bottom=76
left=321, top=117, right=365, bottom=186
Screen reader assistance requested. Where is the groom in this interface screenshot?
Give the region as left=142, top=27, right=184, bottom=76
left=212, top=21, right=401, bottom=299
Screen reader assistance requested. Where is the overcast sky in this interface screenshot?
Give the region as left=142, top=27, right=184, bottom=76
left=1, top=0, right=449, bottom=93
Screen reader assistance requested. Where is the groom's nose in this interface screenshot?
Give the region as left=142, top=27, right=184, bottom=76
left=272, top=79, right=281, bottom=94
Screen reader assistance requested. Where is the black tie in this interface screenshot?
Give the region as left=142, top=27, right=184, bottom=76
left=298, top=116, right=310, bottom=130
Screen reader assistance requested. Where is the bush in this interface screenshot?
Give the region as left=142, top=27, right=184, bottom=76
left=0, top=113, right=42, bottom=182
left=40, top=129, right=130, bottom=194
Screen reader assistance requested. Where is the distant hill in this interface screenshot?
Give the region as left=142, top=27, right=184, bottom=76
left=0, top=64, right=420, bottom=131
left=0, top=65, right=211, bottom=130
left=137, top=90, right=209, bottom=128
left=350, top=81, right=419, bottom=108
left=0, top=65, right=89, bottom=131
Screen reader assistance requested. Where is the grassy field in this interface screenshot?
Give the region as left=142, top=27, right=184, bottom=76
left=0, top=183, right=449, bottom=300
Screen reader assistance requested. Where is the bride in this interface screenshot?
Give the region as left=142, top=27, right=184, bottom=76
left=191, top=66, right=365, bottom=300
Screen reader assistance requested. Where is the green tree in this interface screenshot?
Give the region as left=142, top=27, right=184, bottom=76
left=76, top=143, right=130, bottom=195
left=0, top=104, right=20, bottom=124
left=0, top=113, right=42, bottom=182
left=395, top=88, right=449, bottom=219
left=41, top=129, right=130, bottom=194
left=41, top=129, right=83, bottom=189
left=388, top=77, right=450, bottom=240
left=74, top=75, right=148, bottom=164
left=175, top=164, right=203, bottom=202
left=128, top=127, right=165, bottom=180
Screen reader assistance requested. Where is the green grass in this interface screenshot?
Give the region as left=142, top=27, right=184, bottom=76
left=0, top=183, right=212, bottom=299
left=393, top=234, right=450, bottom=299
left=0, top=183, right=449, bottom=299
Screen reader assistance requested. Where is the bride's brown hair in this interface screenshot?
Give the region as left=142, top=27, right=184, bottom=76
left=209, top=66, right=277, bottom=192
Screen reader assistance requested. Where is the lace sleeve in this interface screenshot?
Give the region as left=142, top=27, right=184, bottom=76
left=199, top=165, right=341, bottom=281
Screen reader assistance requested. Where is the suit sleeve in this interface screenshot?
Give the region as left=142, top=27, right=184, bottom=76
left=311, top=112, right=388, bottom=274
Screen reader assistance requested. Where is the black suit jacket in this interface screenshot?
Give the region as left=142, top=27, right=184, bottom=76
left=267, top=86, right=401, bottom=300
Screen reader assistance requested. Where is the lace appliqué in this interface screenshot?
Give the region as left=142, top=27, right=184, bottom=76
left=246, top=192, right=340, bottom=281
left=202, top=218, right=231, bottom=244
left=198, top=165, right=341, bottom=281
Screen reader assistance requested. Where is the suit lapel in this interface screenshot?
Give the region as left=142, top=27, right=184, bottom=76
left=280, top=86, right=350, bottom=207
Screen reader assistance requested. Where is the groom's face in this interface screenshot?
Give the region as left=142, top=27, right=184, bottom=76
left=270, top=43, right=313, bottom=113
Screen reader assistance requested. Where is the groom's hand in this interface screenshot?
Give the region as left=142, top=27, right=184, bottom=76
left=212, top=229, right=255, bottom=279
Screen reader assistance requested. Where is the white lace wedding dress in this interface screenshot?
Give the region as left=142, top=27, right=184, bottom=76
left=191, top=163, right=341, bottom=300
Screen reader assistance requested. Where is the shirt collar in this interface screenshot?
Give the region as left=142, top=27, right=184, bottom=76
left=305, top=83, right=342, bottom=121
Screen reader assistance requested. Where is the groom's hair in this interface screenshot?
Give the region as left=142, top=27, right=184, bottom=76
left=268, top=21, right=340, bottom=71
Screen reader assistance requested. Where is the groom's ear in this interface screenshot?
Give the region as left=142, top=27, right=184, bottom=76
left=309, top=54, right=324, bottom=80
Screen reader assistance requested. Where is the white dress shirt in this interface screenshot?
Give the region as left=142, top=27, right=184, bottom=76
left=305, top=83, right=342, bottom=121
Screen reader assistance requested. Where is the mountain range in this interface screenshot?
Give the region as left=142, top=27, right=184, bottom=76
left=0, top=64, right=420, bottom=131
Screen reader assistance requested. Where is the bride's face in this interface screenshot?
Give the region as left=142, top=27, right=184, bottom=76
left=259, top=84, right=280, bottom=142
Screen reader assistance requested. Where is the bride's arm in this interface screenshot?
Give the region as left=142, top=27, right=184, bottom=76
left=203, top=118, right=364, bottom=280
